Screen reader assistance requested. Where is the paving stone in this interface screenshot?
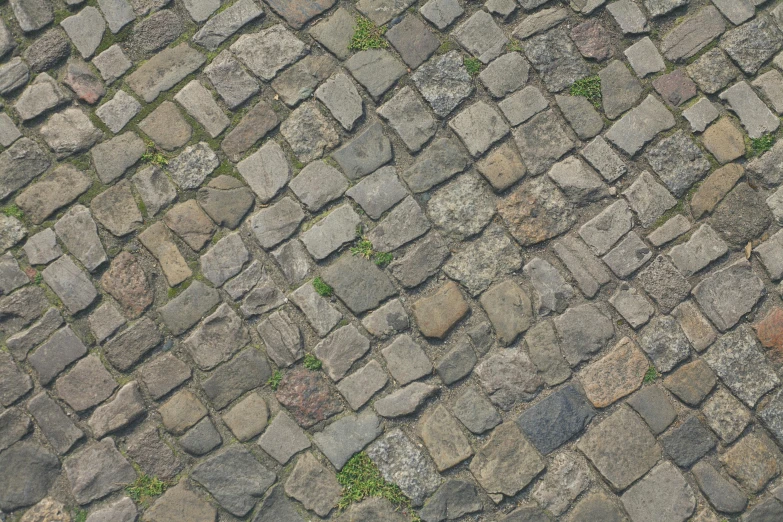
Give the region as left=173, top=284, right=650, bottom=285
left=531, top=451, right=590, bottom=517
left=276, top=367, right=343, bottom=427
left=40, top=107, right=102, bottom=158
left=223, top=259, right=264, bottom=300
left=127, top=43, right=205, bottom=103
left=670, top=301, right=714, bottom=355
left=475, top=349, right=542, bottom=410
left=272, top=54, right=336, bottom=108
left=0, top=442, right=59, bottom=511
left=419, top=479, right=482, bottom=522
left=315, top=73, right=363, bottom=131
left=41, top=255, right=97, bottom=314
left=518, top=383, right=595, bottom=455
left=647, top=214, right=691, bottom=247
left=202, top=51, right=258, bottom=109
left=427, top=174, right=493, bottom=242
left=159, top=389, right=207, bottom=435
left=64, top=438, right=136, bottom=504
left=314, top=411, right=382, bottom=470
left=103, top=316, right=162, bottom=371
left=0, top=286, right=49, bottom=336
left=450, top=101, right=509, bottom=157
left=702, top=118, right=747, bottom=164
left=138, top=353, right=190, bottom=400
left=172, top=80, right=228, bottom=138
left=88, top=381, right=145, bottom=438
left=183, top=303, right=249, bottom=371
left=0, top=351, right=31, bottom=407
left=752, top=69, right=783, bottom=115
left=661, top=415, right=717, bottom=467
left=571, top=17, right=613, bottom=61
left=720, top=430, right=781, bottom=493
left=333, top=122, right=393, bottom=180
left=513, top=7, right=567, bottom=39
left=661, top=6, right=725, bottom=62
left=231, top=23, right=304, bottom=81
left=159, top=280, right=220, bottom=336
left=755, top=306, right=783, bottom=364
left=17, top=497, right=71, bottom=522
left=693, top=258, right=765, bottom=333
left=522, top=257, right=572, bottom=316
left=181, top=0, right=218, bottom=22
left=192, top=445, right=275, bottom=517
left=235, top=141, right=289, bottom=203
left=92, top=44, right=131, bottom=83
left=623, top=172, right=677, bottom=229
left=252, top=484, right=307, bottom=522
left=346, top=49, right=406, bottom=100
left=92, top=182, right=143, bottom=239
left=0, top=19, right=14, bottom=59
left=289, top=283, right=342, bottom=337
left=344, top=167, right=404, bottom=220
left=475, top=140, right=525, bottom=191
left=577, top=405, right=661, bottom=490
left=683, top=97, right=720, bottom=133
left=0, top=113, right=20, bottom=148
left=556, top=94, right=604, bottom=140
left=97, top=0, right=134, bottom=34
left=719, top=81, right=780, bottom=138
left=499, top=87, right=548, bottom=127
left=14, top=73, right=70, bottom=122
left=567, top=491, right=627, bottom=522
left=337, top=359, right=388, bottom=410
left=389, top=232, right=450, bottom=289
left=87, top=303, right=124, bottom=346
left=312, top=325, right=370, bottom=382
left=580, top=337, right=648, bottom=407
left=621, top=461, right=695, bottom=522
left=420, top=0, right=462, bottom=29
left=524, top=27, right=589, bottom=92
left=668, top=224, right=727, bottom=278
left=309, top=7, right=354, bottom=60
left=138, top=101, right=191, bottom=151
left=282, top=101, right=340, bottom=163
left=479, top=52, right=529, bottom=98
left=300, top=204, right=360, bottom=260
left=85, top=496, right=137, bottom=522
left=653, top=68, right=697, bottom=108
left=197, top=176, right=254, bottom=229
left=377, top=87, right=436, bottom=153
left=451, top=388, right=500, bottom=435
left=220, top=393, right=267, bottom=442
left=577, top=201, right=632, bottom=257
left=0, top=57, right=28, bottom=95
left=607, top=0, right=648, bottom=34
left=705, top=325, right=778, bottom=407
left=138, top=222, right=191, bottom=286
left=192, top=0, right=262, bottom=50
left=356, top=0, right=413, bottom=25
left=479, top=280, right=533, bottom=345
left=250, top=197, right=304, bottom=250
left=661, top=358, right=715, bottom=406
left=555, top=303, right=615, bottom=366
left=417, top=404, right=472, bottom=472
left=127, top=4, right=183, bottom=54
left=374, top=382, right=438, bottom=418
left=579, top=138, right=626, bottom=185
left=161, top=200, right=216, bottom=252
left=638, top=314, right=690, bottom=373
left=28, top=326, right=86, bottom=385
left=6, top=308, right=62, bottom=360
left=434, top=337, right=477, bottom=385
left=60, top=7, right=105, bottom=58
left=10, top=0, right=53, bottom=32
left=602, top=232, right=652, bottom=279
left=94, top=91, right=139, bottom=134
left=606, top=95, right=675, bottom=156
left=692, top=460, right=747, bottom=515
left=54, top=204, right=106, bottom=272
left=626, top=385, right=675, bottom=436
left=0, top=137, right=50, bottom=202
left=384, top=14, right=439, bottom=69
left=284, top=452, right=341, bottom=517
left=642, top=0, right=686, bottom=17
left=53, top=58, right=103, bottom=104
left=255, top=310, right=301, bottom=368
left=721, top=15, right=782, bottom=76
left=289, top=161, right=347, bottom=213
left=14, top=166, right=88, bottom=226
left=453, top=10, right=507, bottom=64
left=525, top=320, right=571, bottom=386
left=257, top=410, right=310, bottom=464
left=199, top=233, right=249, bottom=288
left=322, top=252, right=397, bottom=314
left=382, top=334, right=431, bottom=385
left=201, top=348, right=269, bottom=411
left=469, top=422, right=545, bottom=498
left=145, top=483, right=217, bottom=522
left=404, top=141, right=469, bottom=197
left=0, top=255, right=26, bottom=299
left=411, top=280, right=469, bottom=339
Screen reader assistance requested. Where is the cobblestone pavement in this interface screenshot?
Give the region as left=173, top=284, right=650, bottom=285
left=5, top=0, right=783, bottom=520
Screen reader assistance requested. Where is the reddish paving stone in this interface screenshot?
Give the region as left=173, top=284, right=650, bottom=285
left=276, top=368, right=343, bottom=428
left=756, top=307, right=783, bottom=365
left=101, top=252, right=153, bottom=319
left=653, top=69, right=697, bottom=107
left=571, top=19, right=613, bottom=61
left=412, top=281, right=470, bottom=339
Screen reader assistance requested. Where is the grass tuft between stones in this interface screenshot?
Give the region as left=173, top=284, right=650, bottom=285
left=71, top=507, right=88, bottom=522
left=349, top=17, right=388, bottom=51
left=2, top=204, right=23, bottom=219
left=141, top=141, right=168, bottom=166
left=749, top=134, right=776, bottom=157
left=464, top=56, right=482, bottom=76
left=351, top=238, right=394, bottom=267
left=267, top=370, right=283, bottom=390
left=336, top=452, right=420, bottom=521
left=313, top=277, right=333, bottom=297
left=126, top=475, right=167, bottom=506
left=570, top=75, right=602, bottom=109
left=303, top=353, right=322, bottom=371
left=643, top=366, right=659, bottom=384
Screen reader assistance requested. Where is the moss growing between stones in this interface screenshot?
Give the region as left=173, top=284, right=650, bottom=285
left=349, top=17, right=388, bottom=51
left=303, top=353, right=322, bottom=371
left=464, top=57, right=482, bottom=76
left=126, top=474, right=167, bottom=506
left=570, top=75, right=602, bottom=109
left=313, top=277, right=333, bottom=297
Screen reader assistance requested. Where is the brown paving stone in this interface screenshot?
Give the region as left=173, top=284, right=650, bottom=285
left=412, top=280, right=469, bottom=339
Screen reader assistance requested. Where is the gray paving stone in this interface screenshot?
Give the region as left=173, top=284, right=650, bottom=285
left=138, top=353, right=190, bottom=400
left=257, top=411, right=310, bottom=464
left=623, top=171, right=677, bottom=228
left=346, top=49, right=406, bottom=100
left=203, top=51, right=259, bottom=109
left=92, top=44, right=131, bottom=83
left=64, top=438, right=136, bottom=505
left=40, top=107, right=102, bottom=158
left=518, top=383, right=595, bottom=455
left=127, top=44, right=205, bottom=102
left=621, top=461, right=695, bottom=522
left=250, top=197, right=305, bottom=249
left=14, top=73, right=70, bottom=122
left=270, top=242, right=310, bottom=286
left=10, top=0, right=53, bottom=32
left=427, top=174, right=492, bottom=241
left=315, top=72, right=363, bottom=131
left=480, top=280, right=533, bottom=346
left=272, top=54, right=335, bottom=107
left=554, top=303, right=614, bottom=366
left=374, top=382, right=437, bottom=418
left=646, top=130, right=710, bottom=197
left=419, top=404, right=473, bottom=471
left=556, top=94, right=604, bottom=140
left=525, top=320, right=571, bottom=386
left=322, top=252, right=397, bottom=314
left=27, top=392, right=83, bottom=455
left=411, top=51, right=474, bottom=118
left=578, top=200, right=633, bottom=256
left=661, top=6, right=725, bottom=62
left=577, top=405, right=660, bottom=490
left=346, top=166, right=406, bottom=220
left=88, top=381, right=145, bottom=438
left=138, top=101, right=192, bottom=151
left=60, top=6, right=105, bottom=58
left=644, top=0, right=687, bottom=17
left=513, top=110, right=574, bottom=176
left=607, top=0, right=648, bottom=34
left=0, top=57, right=28, bottom=95
left=661, top=415, right=717, bottom=467
left=337, top=359, right=388, bottom=410
left=28, top=326, right=86, bottom=385
left=192, top=0, right=263, bottom=50
left=389, top=232, right=450, bottom=288
left=309, top=7, right=354, bottom=60
left=435, top=337, right=477, bottom=385
left=475, top=349, right=541, bottom=410
left=23, top=229, right=61, bottom=268
left=683, top=97, right=719, bottom=132
left=377, top=87, right=436, bottom=153
left=300, top=204, right=360, bottom=260
left=454, top=10, right=507, bottom=64
left=281, top=101, right=340, bottom=163
left=693, top=259, right=764, bottom=332
left=609, top=284, right=654, bottom=329
left=200, top=233, right=249, bottom=287
left=721, top=15, right=782, bottom=75
left=231, top=24, right=304, bottom=81
left=41, top=255, right=97, bottom=314
left=719, top=81, right=780, bottom=138
left=524, top=27, right=590, bottom=92
left=606, top=95, right=675, bottom=156
left=202, top=348, right=270, bottom=410
left=290, top=161, right=348, bottom=212
left=314, top=411, right=382, bottom=470
left=420, top=0, right=462, bottom=29
left=479, top=52, right=529, bottom=98
left=513, top=7, right=567, bottom=39
left=289, top=283, right=342, bottom=337
left=333, top=122, right=393, bottom=180
left=103, top=316, right=162, bottom=371
left=450, top=101, right=508, bottom=157
left=382, top=334, right=432, bottom=385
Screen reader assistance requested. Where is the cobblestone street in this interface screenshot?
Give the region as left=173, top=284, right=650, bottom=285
left=1, top=0, right=783, bottom=520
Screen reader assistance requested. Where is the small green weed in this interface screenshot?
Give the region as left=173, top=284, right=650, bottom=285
left=349, top=17, right=388, bottom=50
left=72, top=507, right=88, bottom=522
left=506, top=39, right=523, bottom=52
left=313, top=277, right=333, bottom=297
left=304, top=353, right=322, bottom=371
left=267, top=370, right=283, bottom=390
left=351, top=238, right=374, bottom=259
left=2, top=204, right=23, bottom=219
left=464, top=57, right=482, bottom=76
left=643, top=366, right=659, bottom=384
left=126, top=475, right=167, bottom=505
left=570, top=75, right=602, bottom=109
left=337, top=453, right=420, bottom=521
left=141, top=141, right=168, bottom=166
left=750, top=134, right=776, bottom=157
left=374, top=252, right=393, bottom=267
left=34, top=272, right=42, bottom=285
